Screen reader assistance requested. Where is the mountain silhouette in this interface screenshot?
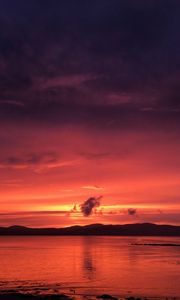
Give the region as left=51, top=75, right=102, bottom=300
left=0, top=223, right=180, bottom=236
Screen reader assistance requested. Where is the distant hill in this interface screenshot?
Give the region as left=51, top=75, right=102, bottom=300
left=0, top=223, right=180, bottom=236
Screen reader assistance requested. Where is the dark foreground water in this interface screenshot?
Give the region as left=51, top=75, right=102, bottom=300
left=0, top=236, right=180, bottom=299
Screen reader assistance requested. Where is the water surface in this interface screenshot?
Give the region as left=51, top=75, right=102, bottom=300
left=0, top=236, right=180, bottom=298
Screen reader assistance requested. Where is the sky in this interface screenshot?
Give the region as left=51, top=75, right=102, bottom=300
left=0, top=0, right=180, bottom=227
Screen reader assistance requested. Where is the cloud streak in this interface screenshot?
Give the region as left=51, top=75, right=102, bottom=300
left=38, top=74, right=95, bottom=89
left=81, top=185, right=104, bottom=191
left=0, top=152, right=75, bottom=171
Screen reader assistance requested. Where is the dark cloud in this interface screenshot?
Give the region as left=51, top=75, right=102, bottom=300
left=0, top=0, right=180, bottom=128
left=81, top=196, right=102, bottom=216
left=127, top=208, right=137, bottom=216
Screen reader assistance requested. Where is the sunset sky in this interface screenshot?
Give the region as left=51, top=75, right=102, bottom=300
left=0, top=0, right=180, bottom=227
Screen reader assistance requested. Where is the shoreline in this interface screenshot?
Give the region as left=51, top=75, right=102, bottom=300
left=0, top=291, right=179, bottom=300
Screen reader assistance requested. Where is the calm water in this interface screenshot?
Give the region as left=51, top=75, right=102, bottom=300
left=0, top=236, right=180, bottom=298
